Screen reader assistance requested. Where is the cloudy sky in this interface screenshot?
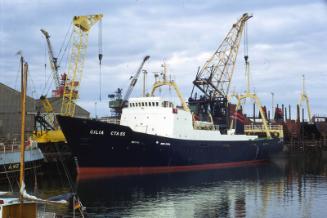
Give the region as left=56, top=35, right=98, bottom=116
left=1, top=0, right=327, bottom=118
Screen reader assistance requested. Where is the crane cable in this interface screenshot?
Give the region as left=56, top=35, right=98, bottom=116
left=243, top=21, right=251, bottom=95
left=243, top=21, right=249, bottom=72
left=98, top=19, right=103, bottom=102
left=41, top=40, right=54, bottom=96
left=58, top=21, right=73, bottom=67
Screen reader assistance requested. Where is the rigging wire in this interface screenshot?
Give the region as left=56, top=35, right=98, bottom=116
left=43, top=70, right=54, bottom=97
left=53, top=142, right=85, bottom=217
left=58, top=25, right=74, bottom=69
left=14, top=63, right=20, bottom=91
left=62, top=42, right=70, bottom=75
left=243, top=21, right=251, bottom=95
left=99, top=64, right=102, bottom=102
left=243, top=21, right=248, bottom=78
left=28, top=73, right=38, bottom=99
left=3, top=144, right=14, bottom=192
left=41, top=36, right=56, bottom=97
left=14, top=52, right=24, bottom=91
left=58, top=20, right=73, bottom=66
left=243, top=22, right=249, bottom=60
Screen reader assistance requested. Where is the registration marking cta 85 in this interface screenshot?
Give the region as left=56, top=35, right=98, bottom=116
left=110, top=131, right=126, bottom=136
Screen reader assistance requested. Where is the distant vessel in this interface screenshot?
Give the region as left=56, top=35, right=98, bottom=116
left=57, top=84, right=282, bottom=180
left=0, top=138, right=43, bottom=177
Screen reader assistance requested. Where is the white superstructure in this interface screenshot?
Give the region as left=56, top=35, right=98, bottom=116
left=120, top=97, right=257, bottom=141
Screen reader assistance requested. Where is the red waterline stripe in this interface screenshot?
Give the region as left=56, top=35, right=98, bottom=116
left=77, top=160, right=268, bottom=181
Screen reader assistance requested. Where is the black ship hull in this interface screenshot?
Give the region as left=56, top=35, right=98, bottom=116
left=57, top=115, right=283, bottom=179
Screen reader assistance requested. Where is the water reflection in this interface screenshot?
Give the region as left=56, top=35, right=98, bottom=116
left=1, top=153, right=327, bottom=217
left=77, top=164, right=274, bottom=217
left=77, top=153, right=327, bottom=217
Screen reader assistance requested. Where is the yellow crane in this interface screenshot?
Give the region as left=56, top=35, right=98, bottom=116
left=229, top=16, right=283, bottom=138
left=35, top=14, right=103, bottom=143
left=61, top=14, right=103, bottom=117
left=189, top=13, right=252, bottom=132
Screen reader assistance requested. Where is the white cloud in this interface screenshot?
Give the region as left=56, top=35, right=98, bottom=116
left=1, top=0, right=327, bottom=117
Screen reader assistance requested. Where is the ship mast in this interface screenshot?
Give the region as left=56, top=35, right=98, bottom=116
left=150, top=62, right=190, bottom=112
left=19, top=56, right=28, bottom=215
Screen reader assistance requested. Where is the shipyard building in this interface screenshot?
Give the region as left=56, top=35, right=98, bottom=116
left=0, top=82, right=89, bottom=141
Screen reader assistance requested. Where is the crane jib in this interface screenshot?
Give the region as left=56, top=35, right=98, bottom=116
left=193, top=13, right=252, bottom=98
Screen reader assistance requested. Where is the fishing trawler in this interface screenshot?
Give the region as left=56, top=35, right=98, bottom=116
left=57, top=70, right=283, bottom=180
left=58, top=13, right=283, bottom=179
left=58, top=96, right=282, bottom=179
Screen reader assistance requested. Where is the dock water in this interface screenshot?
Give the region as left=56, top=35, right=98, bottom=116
left=0, top=151, right=325, bottom=217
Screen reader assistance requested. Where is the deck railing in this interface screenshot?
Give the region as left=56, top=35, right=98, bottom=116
left=244, top=124, right=283, bottom=131
left=0, top=140, right=17, bottom=152
left=244, top=124, right=284, bottom=138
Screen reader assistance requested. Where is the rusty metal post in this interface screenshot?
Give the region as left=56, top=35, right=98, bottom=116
left=289, top=105, right=291, bottom=120
left=297, top=104, right=300, bottom=123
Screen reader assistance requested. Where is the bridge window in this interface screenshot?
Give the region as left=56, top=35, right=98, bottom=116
left=156, top=102, right=159, bottom=106
left=162, top=101, right=169, bottom=107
